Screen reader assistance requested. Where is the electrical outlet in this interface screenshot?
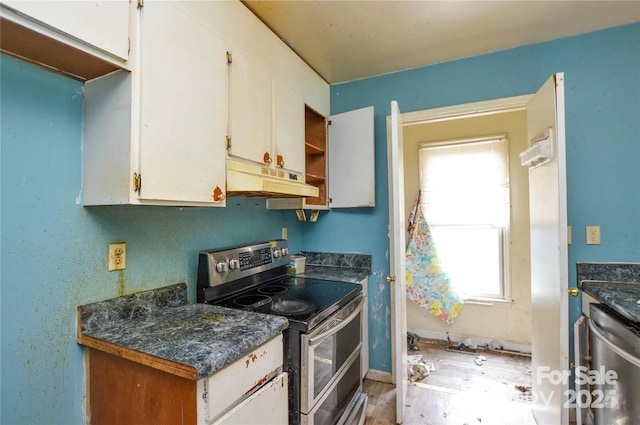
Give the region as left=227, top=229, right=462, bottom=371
left=567, top=226, right=572, bottom=245
left=282, top=227, right=287, bottom=240
left=108, top=242, right=126, bottom=271
left=586, top=226, right=601, bottom=245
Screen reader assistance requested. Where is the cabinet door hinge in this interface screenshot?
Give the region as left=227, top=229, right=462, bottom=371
left=226, top=136, right=231, bottom=149
left=226, top=51, right=232, bottom=64
left=133, top=172, right=142, bottom=194
left=128, top=38, right=131, bottom=56
left=137, top=0, right=143, bottom=8
left=328, top=120, right=332, bottom=126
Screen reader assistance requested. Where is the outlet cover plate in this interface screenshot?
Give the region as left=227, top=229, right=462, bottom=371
left=108, top=242, right=126, bottom=271
left=586, top=226, right=601, bottom=245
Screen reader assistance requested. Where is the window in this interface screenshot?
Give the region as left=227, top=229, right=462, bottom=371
left=419, top=136, right=510, bottom=300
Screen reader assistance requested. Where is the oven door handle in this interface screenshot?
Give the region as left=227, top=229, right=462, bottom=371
left=309, top=297, right=364, bottom=347
left=588, top=317, right=640, bottom=367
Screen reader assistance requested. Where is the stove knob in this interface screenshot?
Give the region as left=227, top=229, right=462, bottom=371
left=215, top=261, right=228, bottom=273
left=273, top=248, right=282, bottom=258
left=228, top=258, right=240, bottom=270
left=282, top=248, right=289, bottom=256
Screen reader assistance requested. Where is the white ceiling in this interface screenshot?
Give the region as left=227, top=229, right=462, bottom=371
left=242, top=0, right=640, bottom=84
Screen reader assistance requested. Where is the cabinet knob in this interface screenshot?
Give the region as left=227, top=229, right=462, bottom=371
left=277, top=154, right=284, bottom=168
left=212, top=186, right=225, bottom=202
left=568, top=287, right=579, bottom=297
left=263, top=152, right=272, bottom=164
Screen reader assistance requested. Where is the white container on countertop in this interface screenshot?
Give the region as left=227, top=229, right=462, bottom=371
left=289, top=255, right=306, bottom=275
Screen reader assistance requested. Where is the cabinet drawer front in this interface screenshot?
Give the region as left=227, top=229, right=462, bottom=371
left=204, top=335, right=283, bottom=421
left=213, top=372, right=288, bottom=425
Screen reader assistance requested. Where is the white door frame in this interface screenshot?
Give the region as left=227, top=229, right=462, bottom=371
left=388, top=93, right=535, bottom=422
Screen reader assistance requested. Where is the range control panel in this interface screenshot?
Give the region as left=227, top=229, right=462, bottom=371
left=197, top=239, right=290, bottom=288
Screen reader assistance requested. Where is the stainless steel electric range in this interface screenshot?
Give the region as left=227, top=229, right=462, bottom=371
left=197, top=240, right=367, bottom=425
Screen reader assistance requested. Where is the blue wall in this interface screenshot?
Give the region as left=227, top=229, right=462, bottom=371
left=302, top=23, right=640, bottom=373
left=2, top=22, right=639, bottom=424
left=0, top=56, right=303, bottom=425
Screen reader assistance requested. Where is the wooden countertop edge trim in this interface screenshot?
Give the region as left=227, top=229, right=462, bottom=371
left=76, top=308, right=197, bottom=381
left=77, top=334, right=198, bottom=381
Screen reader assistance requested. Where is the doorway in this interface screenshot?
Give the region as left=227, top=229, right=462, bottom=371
left=402, top=108, right=532, bottom=353
left=389, top=75, right=570, bottom=424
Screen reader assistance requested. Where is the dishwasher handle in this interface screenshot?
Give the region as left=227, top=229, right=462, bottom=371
left=588, top=317, right=640, bottom=368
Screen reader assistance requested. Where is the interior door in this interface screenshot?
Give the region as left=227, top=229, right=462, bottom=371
left=525, top=73, right=569, bottom=425
left=387, top=100, right=408, bottom=424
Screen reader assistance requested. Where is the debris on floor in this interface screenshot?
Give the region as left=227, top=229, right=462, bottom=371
left=514, top=384, right=533, bottom=402
left=407, top=332, right=420, bottom=351
left=474, top=355, right=487, bottom=366
left=446, top=341, right=478, bottom=354
left=487, top=339, right=504, bottom=351
left=408, top=354, right=436, bottom=382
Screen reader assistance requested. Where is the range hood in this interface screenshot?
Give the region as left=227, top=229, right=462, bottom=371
left=226, top=158, right=319, bottom=198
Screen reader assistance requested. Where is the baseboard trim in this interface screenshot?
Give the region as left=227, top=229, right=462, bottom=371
left=408, top=328, right=532, bottom=354
left=365, top=369, right=392, bottom=383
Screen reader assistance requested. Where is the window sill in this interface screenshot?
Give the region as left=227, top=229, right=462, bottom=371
left=463, top=297, right=513, bottom=307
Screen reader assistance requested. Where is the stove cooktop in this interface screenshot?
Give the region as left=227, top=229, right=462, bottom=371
left=212, top=276, right=362, bottom=331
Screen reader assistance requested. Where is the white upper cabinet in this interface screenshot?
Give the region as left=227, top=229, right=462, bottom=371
left=83, top=1, right=228, bottom=206
left=1, top=0, right=129, bottom=80
left=228, top=54, right=306, bottom=176
left=272, top=81, right=306, bottom=174
left=136, top=1, right=227, bottom=204
left=267, top=105, right=376, bottom=211
left=4, top=0, right=129, bottom=60
left=228, top=49, right=273, bottom=166
left=186, top=0, right=327, bottom=180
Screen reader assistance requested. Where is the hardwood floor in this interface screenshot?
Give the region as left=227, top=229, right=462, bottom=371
left=363, top=338, right=535, bottom=425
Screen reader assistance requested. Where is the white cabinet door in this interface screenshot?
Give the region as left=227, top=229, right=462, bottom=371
left=266, top=105, right=375, bottom=211
left=136, top=1, right=227, bottom=204
left=273, top=80, right=305, bottom=174
left=328, top=106, right=375, bottom=208
left=228, top=49, right=272, bottom=166
left=4, top=0, right=129, bottom=60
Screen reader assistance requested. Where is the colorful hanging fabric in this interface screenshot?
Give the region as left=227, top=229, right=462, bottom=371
left=405, top=192, right=463, bottom=324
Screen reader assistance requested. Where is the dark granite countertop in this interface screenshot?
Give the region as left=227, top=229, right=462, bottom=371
left=581, top=280, right=640, bottom=324
left=301, top=264, right=370, bottom=283
left=298, top=251, right=372, bottom=284
left=78, top=283, right=288, bottom=380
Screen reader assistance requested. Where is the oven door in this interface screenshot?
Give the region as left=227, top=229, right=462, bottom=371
left=303, top=350, right=362, bottom=425
left=301, top=294, right=364, bottom=415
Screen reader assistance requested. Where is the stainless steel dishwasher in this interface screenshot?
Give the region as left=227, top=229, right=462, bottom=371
left=588, top=303, right=640, bottom=425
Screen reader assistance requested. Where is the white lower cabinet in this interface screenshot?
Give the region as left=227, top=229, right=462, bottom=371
left=214, top=373, right=288, bottom=425
left=197, top=335, right=287, bottom=425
